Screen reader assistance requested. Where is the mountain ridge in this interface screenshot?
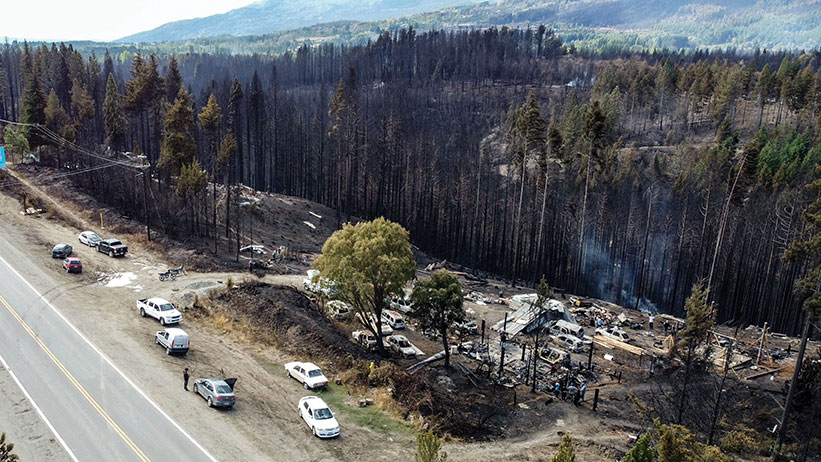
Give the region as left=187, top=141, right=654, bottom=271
left=117, top=0, right=483, bottom=43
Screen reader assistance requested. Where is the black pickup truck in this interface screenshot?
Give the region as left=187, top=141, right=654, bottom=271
left=97, top=238, right=128, bottom=257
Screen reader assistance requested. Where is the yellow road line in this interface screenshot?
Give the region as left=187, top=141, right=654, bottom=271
left=0, top=294, right=151, bottom=462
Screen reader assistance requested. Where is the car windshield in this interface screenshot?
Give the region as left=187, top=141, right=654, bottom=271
left=89, top=234, right=100, bottom=241
left=397, top=340, right=410, bottom=347
left=314, top=408, right=333, bottom=420
left=216, top=385, right=233, bottom=394
left=159, top=304, right=175, bottom=311
left=308, top=370, right=323, bottom=378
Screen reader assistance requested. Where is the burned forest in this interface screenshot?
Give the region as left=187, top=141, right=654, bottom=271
left=2, top=30, right=821, bottom=339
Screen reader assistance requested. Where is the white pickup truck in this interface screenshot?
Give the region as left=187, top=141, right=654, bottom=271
left=137, top=297, right=182, bottom=325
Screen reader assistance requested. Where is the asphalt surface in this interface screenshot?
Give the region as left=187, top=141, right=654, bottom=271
left=0, top=235, right=217, bottom=462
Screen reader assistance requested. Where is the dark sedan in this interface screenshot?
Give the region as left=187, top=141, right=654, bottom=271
left=52, top=244, right=73, bottom=258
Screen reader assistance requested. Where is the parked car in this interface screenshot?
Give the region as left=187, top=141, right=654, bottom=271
left=285, top=362, right=328, bottom=390
left=387, top=334, right=416, bottom=358
left=325, top=300, right=351, bottom=321
left=97, top=238, right=127, bottom=257
left=62, top=257, right=82, bottom=273
left=193, top=378, right=236, bottom=408
left=552, top=333, right=587, bottom=353
left=596, top=327, right=632, bottom=344
left=547, top=320, right=585, bottom=338
left=356, top=312, right=392, bottom=336
left=381, top=310, right=406, bottom=330
left=298, top=396, right=340, bottom=438
left=303, top=269, right=338, bottom=298
left=136, top=298, right=182, bottom=325
left=352, top=330, right=377, bottom=350
left=77, top=231, right=102, bottom=247
left=52, top=244, right=72, bottom=258
left=390, top=297, right=413, bottom=314
left=155, top=327, right=189, bottom=355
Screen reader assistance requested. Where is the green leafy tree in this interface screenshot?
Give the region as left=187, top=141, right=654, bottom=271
left=159, top=87, right=197, bottom=176
left=3, top=126, right=29, bottom=161
left=314, top=217, right=416, bottom=356
left=414, top=430, right=447, bottom=462
left=411, top=269, right=465, bottom=368
left=0, top=432, right=18, bottom=462
left=552, top=433, right=576, bottom=462
left=103, top=74, right=126, bottom=150
left=623, top=432, right=655, bottom=462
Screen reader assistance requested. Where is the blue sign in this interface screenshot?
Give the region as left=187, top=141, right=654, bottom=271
left=0, top=146, right=5, bottom=169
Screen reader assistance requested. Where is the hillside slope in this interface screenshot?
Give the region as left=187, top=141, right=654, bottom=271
left=112, top=0, right=821, bottom=53
left=117, top=0, right=483, bottom=43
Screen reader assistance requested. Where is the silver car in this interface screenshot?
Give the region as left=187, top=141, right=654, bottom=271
left=193, top=378, right=236, bottom=408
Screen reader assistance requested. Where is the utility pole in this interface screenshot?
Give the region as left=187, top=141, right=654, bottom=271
left=499, top=313, right=508, bottom=377
left=141, top=167, right=151, bottom=241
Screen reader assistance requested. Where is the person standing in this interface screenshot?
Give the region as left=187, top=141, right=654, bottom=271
left=183, top=367, right=190, bottom=391
left=648, top=315, right=655, bottom=330
left=580, top=382, right=587, bottom=401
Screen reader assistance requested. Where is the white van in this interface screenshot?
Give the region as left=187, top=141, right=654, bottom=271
left=548, top=320, right=584, bottom=338
left=155, top=327, right=189, bottom=355
left=381, top=310, right=406, bottom=330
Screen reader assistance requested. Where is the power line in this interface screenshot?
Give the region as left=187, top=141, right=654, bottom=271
left=0, top=118, right=147, bottom=170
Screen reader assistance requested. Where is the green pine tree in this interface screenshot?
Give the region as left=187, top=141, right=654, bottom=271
left=103, top=74, right=126, bottom=150
left=552, top=433, right=576, bottom=462
left=623, top=432, right=655, bottom=462
left=159, top=87, right=197, bottom=176
left=20, top=73, right=46, bottom=146
left=414, top=431, right=447, bottom=462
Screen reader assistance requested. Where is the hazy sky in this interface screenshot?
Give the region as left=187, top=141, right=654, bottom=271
left=3, top=0, right=257, bottom=42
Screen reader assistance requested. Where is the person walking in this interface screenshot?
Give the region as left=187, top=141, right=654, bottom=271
left=183, top=368, right=190, bottom=391
left=580, top=382, right=587, bottom=401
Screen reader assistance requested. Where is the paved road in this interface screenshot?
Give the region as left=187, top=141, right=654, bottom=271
left=0, top=237, right=217, bottom=462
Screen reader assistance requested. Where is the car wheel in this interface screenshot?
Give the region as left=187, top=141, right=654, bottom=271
left=109, top=250, right=114, bottom=258
left=155, top=337, right=159, bottom=344
left=303, top=382, right=309, bottom=390
left=166, top=347, right=171, bottom=355
left=160, top=318, right=166, bottom=326
left=193, top=384, right=198, bottom=395
left=287, top=371, right=291, bottom=378
left=312, top=427, right=317, bottom=437
left=207, top=397, right=213, bottom=407
left=140, top=308, right=146, bottom=317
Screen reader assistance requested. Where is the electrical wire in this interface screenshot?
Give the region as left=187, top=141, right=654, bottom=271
left=0, top=118, right=146, bottom=170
